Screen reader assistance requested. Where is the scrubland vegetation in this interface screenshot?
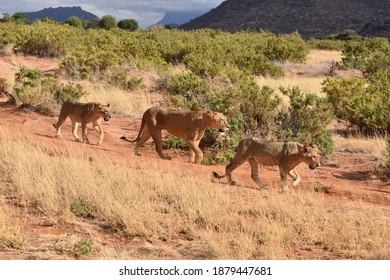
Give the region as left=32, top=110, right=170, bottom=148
left=0, top=20, right=389, bottom=259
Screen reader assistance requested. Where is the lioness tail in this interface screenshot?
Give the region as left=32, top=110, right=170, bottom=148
left=212, top=171, right=226, bottom=179
left=120, top=136, right=137, bottom=143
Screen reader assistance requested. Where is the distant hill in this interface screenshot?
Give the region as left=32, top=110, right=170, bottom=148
left=180, top=0, right=390, bottom=39
left=152, top=10, right=208, bottom=27
left=26, top=6, right=99, bottom=22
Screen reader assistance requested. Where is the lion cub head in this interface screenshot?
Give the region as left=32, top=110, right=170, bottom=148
left=303, top=144, right=321, bottom=170
left=206, top=111, right=230, bottom=136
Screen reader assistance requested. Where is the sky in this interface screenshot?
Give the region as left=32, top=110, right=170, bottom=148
left=0, top=0, right=225, bottom=27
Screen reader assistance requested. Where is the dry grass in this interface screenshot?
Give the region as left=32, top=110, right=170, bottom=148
left=0, top=128, right=389, bottom=259
left=257, top=50, right=343, bottom=106
left=334, top=135, right=388, bottom=161
left=79, top=84, right=157, bottom=117
left=0, top=196, right=24, bottom=250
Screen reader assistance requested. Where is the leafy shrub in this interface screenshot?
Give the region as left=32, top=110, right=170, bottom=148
left=110, top=70, right=143, bottom=91
left=64, top=16, right=86, bottom=29
left=53, top=82, right=88, bottom=104
left=12, top=66, right=87, bottom=113
left=13, top=21, right=71, bottom=58
left=237, top=79, right=281, bottom=136
left=323, top=77, right=390, bottom=135
left=117, top=19, right=138, bottom=31
left=99, top=15, right=117, bottom=30
left=326, top=29, right=362, bottom=41
left=167, top=71, right=209, bottom=109
left=263, top=32, right=309, bottom=63
left=277, top=87, right=334, bottom=155
left=233, top=51, right=284, bottom=77
left=341, top=37, right=390, bottom=72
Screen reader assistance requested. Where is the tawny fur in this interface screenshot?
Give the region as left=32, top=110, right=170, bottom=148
left=53, top=101, right=111, bottom=145
left=121, top=106, right=229, bottom=164
left=213, top=137, right=321, bottom=189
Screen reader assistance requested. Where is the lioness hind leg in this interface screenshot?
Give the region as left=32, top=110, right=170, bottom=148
left=134, top=127, right=152, bottom=157
left=248, top=158, right=267, bottom=189
left=225, top=159, right=246, bottom=186
left=151, top=129, right=171, bottom=160
left=186, top=140, right=203, bottom=164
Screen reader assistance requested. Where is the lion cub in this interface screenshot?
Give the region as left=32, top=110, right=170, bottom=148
left=53, top=101, right=111, bottom=145
left=213, top=138, right=321, bottom=189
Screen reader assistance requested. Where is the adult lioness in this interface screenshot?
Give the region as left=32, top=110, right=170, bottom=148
left=121, top=106, right=229, bottom=164
left=53, top=101, right=111, bottom=145
left=213, top=137, right=321, bottom=189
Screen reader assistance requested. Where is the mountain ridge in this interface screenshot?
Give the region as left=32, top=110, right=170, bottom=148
left=153, top=10, right=208, bottom=27
left=180, top=0, right=390, bottom=38
left=26, top=6, right=99, bottom=22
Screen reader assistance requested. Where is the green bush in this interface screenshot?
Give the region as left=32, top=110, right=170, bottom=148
left=263, top=32, right=309, bottom=63
left=167, top=71, right=209, bottom=109
left=53, top=82, right=88, bottom=104
left=323, top=77, right=390, bottom=135
left=117, top=19, right=138, bottom=31
left=12, top=66, right=87, bottom=112
left=341, top=37, right=390, bottom=72
left=12, top=21, right=72, bottom=58
left=278, top=87, right=334, bottom=155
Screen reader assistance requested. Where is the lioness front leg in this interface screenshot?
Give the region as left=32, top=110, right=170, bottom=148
left=279, top=169, right=291, bottom=191
left=54, top=116, right=67, bottom=138
left=71, top=122, right=82, bottom=142
left=289, top=168, right=301, bottom=187
left=81, top=122, right=90, bottom=144
left=186, top=139, right=203, bottom=164
left=93, top=122, right=104, bottom=145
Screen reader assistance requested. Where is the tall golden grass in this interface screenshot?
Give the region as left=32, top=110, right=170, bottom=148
left=0, top=128, right=389, bottom=259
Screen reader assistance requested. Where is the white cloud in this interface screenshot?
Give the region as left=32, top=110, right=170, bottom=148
left=0, top=0, right=225, bottom=27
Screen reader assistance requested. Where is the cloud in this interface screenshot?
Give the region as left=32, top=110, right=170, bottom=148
left=0, top=0, right=224, bottom=27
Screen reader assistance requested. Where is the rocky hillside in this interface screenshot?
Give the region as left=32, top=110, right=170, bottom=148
left=180, top=0, right=390, bottom=38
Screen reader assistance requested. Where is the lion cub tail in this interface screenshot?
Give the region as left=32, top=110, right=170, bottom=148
left=212, top=171, right=226, bottom=179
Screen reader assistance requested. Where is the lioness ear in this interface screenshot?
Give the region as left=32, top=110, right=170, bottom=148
left=106, top=103, right=110, bottom=108
left=303, top=143, right=311, bottom=154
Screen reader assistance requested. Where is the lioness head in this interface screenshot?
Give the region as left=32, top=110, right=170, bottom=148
left=303, top=144, right=321, bottom=170
left=206, top=111, right=230, bottom=136
left=95, top=103, right=112, bottom=123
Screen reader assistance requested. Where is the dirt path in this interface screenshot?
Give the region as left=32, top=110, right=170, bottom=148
left=0, top=104, right=388, bottom=206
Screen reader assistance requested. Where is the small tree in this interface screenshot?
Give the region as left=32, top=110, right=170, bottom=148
left=13, top=12, right=29, bottom=24
left=64, top=16, right=85, bottom=29
left=118, top=19, right=138, bottom=31
left=99, top=15, right=117, bottom=30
